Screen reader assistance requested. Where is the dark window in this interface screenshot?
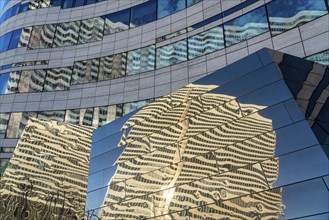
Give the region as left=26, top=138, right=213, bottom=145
left=62, top=0, right=74, bottom=8
left=130, top=0, right=156, bottom=28
left=74, top=0, right=85, bottom=7
left=51, top=0, right=62, bottom=7
left=0, top=32, right=12, bottom=52
left=19, top=3, right=30, bottom=13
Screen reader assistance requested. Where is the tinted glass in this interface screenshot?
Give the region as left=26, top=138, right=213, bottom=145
left=6, top=112, right=37, bottom=138
left=104, top=8, right=130, bottom=35
left=5, top=71, right=20, bottom=94
left=62, top=0, right=73, bottom=8
left=188, top=26, right=224, bottom=59
left=0, top=113, right=9, bottom=134
left=72, top=58, right=99, bottom=85
left=156, top=40, right=188, bottom=68
left=18, top=27, right=32, bottom=48
left=93, top=106, right=117, bottom=127
left=18, top=70, right=46, bottom=92
left=0, top=32, right=11, bottom=52
left=44, top=67, right=72, bottom=91
left=130, top=0, right=156, bottom=28
left=187, top=0, right=202, bottom=7
left=19, top=3, right=30, bottom=12
left=28, top=24, right=56, bottom=49
left=79, top=17, right=104, bottom=44
left=98, top=53, right=127, bottom=80
left=74, top=0, right=85, bottom=7
left=50, top=0, right=62, bottom=7
left=127, top=45, right=155, bottom=75
left=8, top=29, right=22, bottom=50
left=53, top=21, right=80, bottom=47
left=267, top=0, right=328, bottom=36
left=0, top=73, right=10, bottom=95
left=38, top=111, right=65, bottom=122
left=224, top=6, right=268, bottom=47
left=158, top=0, right=186, bottom=19
left=65, top=108, right=94, bottom=126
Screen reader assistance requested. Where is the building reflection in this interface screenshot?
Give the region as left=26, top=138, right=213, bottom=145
left=94, top=84, right=285, bottom=219
left=0, top=118, right=93, bottom=220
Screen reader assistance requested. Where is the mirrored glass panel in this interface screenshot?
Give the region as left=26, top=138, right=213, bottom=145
left=98, top=53, right=127, bottom=80
left=187, top=0, right=202, bottom=7
left=6, top=112, right=37, bottom=138
left=53, top=21, right=80, bottom=47
left=104, top=8, right=130, bottom=35
left=72, top=58, right=99, bottom=85
left=92, top=105, right=117, bottom=127
left=306, top=49, right=329, bottom=66
left=188, top=26, right=224, bottom=59
left=0, top=73, right=10, bottom=95
left=8, top=29, right=22, bottom=50
left=44, top=66, right=72, bottom=91
left=130, top=0, right=156, bottom=28
left=18, top=27, right=32, bottom=48
left=79, top=17, right=104, bottom=44
left=157, top=0, right=186, bottom=19
left=18, top=70, right=46, bottom=92
left=0, top=32, right=12, bottom=52
left=267, top=0, right=328, bottom=36
left=0, top=113, right=9, bottom=134
left=4, top=71, right=20, bottom=94
left=28, top=24, right=56, bottom=49
left=127, top=45, right=155, bottom=75
left=156, top=40, right=188, bottom=68
left=37, top=110, right=65, bottom=122
left=65, top=108, right=94, bottom=126
left=224, top=6, right=269, bottom=47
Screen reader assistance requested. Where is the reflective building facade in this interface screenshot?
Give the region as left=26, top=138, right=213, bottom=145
left=1, top=0, right=329, bottom=173
left=87, top=49, right=329, bottom=219
left=0, top=117, right=94, bottom=219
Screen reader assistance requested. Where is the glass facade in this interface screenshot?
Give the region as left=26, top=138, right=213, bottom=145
left=0, top=118, right=93, bottom=219
left=224, top=6, right=268, bottom=47
left=156, top=40, right=188, bottom=68
left=267, top=0, right=328, bottom=36
left=188, top=26, right=224, bottom=59
left=86, top=49, right=329, bottom=219
left=127, top=45, right=155, bottom=75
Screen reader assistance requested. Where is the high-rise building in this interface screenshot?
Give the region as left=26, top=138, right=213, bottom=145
left=0, top=117, right=93, bottom=219
left=0, top=0, right=328, bottom=218
left=86, top=48, right=329, bottom=219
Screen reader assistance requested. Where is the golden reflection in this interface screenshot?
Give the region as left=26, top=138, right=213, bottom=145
left=94, top=83, right=285, bottom=219
left=0, top=118, right=93, bottom=220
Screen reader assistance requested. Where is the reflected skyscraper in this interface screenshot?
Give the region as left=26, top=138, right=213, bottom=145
left=0, top=118, right=93, bottom=219
left=96, top=84, right=284, bottom=219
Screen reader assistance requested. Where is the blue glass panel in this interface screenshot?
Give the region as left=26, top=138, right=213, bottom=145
left=86, top=0, right=96, bottom=4
left=130, top=0, right=156, bottom=28
left=10, top=4, right=20, bottom=17
left=267, top=0, right=328, bottom=36
left=74, top=0, right=85, bottom=7
left=187, top=0, right=202, bottom=7
left=62, top=0, right=74, bottom=8
left=8, top=29, right=22, bottom=50
left=0, top=32, right=11, bottom=52
left=89, top=146, right=126, bottom=174
left=51, top=0, right=62, bottom=7
left=0, top=73, right=9, bottom=95
left=19, top=3, right=30, bottom=13
left=104, top=8, right=130, bottom=35
left=224, top=6, right=269, bottom=47
left=2, top=6, right=12, bottom=21
left=158, top=0, right=186, bottom=19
